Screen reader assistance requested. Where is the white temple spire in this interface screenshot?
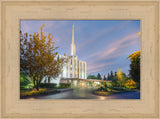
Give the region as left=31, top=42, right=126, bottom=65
left=72, top=24, right=74, bottom=44
left=71, top=24, right=76, bottom=56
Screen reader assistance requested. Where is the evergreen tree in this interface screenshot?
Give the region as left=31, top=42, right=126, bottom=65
left=103, top=75, right=107, bottom=80
left=97, top=73, right=102, bottom=80
left=114, top=72, right=117, bottom=78
left=107, top=73, right=110, bottom=80
left=110, top=71, right=114, bottom=81
left=87, top=75, right=97, bottom=79
left=127, top=51, right=140, bottom=87
left=112, top=71, right=117, bottom=82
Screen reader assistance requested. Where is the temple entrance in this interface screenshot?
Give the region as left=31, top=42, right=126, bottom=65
left=64, top=78, right=111, bottom=88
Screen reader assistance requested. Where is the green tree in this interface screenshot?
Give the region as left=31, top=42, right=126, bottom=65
left=107, top=73, right=110, bottom=80
left=103, top=75, right=107, bottom=80
left=110, top=71, right=114, bottom=81
left=110, top=72, right=117, bottom=86
left=87, top=75, right=97, bottom=79
left=20, top=25, right=65, bottom=91
left=97, top=73, right=102, bottom=80
left=113, top=72, right=117, bottom=81
left=127, top=51, right=140, bottom=85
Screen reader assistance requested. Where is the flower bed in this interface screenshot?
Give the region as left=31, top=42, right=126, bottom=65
left=93, top=87, right=137, bottom=96
left=93, top=91, right=113, bottom=96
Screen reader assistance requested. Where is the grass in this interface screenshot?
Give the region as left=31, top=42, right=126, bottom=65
left=20, top=88, right=60, bottom=98
left=93, top=87, right=139, bottom=96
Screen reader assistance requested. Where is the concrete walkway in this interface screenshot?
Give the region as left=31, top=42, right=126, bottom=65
left=57, top=88, right=73, bottom=92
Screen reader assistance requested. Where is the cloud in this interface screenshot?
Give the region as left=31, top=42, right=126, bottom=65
left=88, top=68, right=106, bottom=74
left=87, top=33, right=139, bottom=60
left=77, top=27, right=115, bottom=50
left=86, top=33, right=140, bottom=75
left=88, top=62, right=112, bottom=71
left=76, top=20, right=132, bottom=52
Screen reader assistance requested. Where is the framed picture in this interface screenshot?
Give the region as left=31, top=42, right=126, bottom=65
left=20, top=20, right=140, bottom=100
left=0, top=0, right=159, bottom=118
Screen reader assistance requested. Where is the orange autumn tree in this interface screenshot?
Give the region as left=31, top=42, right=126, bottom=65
left=116, top=69, right=125, bottom=87
left=20, top=25, right=65, bottom=91
left=124, top=79, right=136, bottom=89
left=127, top=51, right=140, bottom=63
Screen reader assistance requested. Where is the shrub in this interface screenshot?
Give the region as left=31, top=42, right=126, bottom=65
left=20, top=86, right=26, bottom=89
left=20, top=88, right=59, bottom=97
left=20, top=73, right=33, bottom=89
left=59, top=83, right=71, bottom=88
left=40, top=83, right=57, bottom=88
left=98, top=86, right=107, bottom=91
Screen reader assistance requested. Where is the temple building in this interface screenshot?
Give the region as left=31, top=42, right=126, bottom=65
left=59, top=24, right=87, bottom=79
left=41, top=24, right=87, bottom=85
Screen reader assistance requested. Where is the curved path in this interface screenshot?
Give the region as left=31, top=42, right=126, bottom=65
left=33, top=88, right=140, bottom=99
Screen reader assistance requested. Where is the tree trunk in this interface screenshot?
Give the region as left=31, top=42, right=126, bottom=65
left=48, top=77, right=50, bottom=84
left=33, top=80, right=36, bottom=89
left=35, top=85, right=39, bottom=91
left=35, top=80, right=40, bottom=91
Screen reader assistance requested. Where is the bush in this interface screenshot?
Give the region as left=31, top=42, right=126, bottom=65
left=40, top=83, right=57, bottom=88
left=20, top=88, right=59, bottom=97
left=20, top=86, right=26, bottom=89
left=98, top=86, right=108, bottom=91
left=20, top=73, right=33, bottom=89
left=59, top=83, right=71, bottom=88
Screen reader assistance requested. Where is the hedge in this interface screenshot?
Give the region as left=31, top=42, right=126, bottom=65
left=40, top=83, right=57, bottom=88
left=59, top=83, right=71, bottom=88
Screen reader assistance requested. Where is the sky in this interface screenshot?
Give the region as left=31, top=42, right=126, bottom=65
left=20, top=20, right=140, bottom=77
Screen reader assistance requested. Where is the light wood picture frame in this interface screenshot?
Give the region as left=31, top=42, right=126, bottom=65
left=0, top=0, right=159, bottom=118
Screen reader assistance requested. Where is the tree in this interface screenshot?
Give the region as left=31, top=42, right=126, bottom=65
left=110, top=71, right=114, bottom=81
left=124, top=79, right=136, bottom=89
left=110, top=72, right=117, bottom=86
left=113, top=72, right=117, bottom=81
left=20, top=25, right=65, bottom=91
left=107, top=73, right=110, bottom=80
left=127, top=51, right=140, bottom=85
left=116, top=69, right=124, bottom=87
left=127, top=51, right=140, bottom=63
left=97, top=73, right=102, bottom=80
left=48, top=77, right=51, bottom=83
left=87, top=75, right=97, bottom=79
left=103, top=75, right=107, bottom=80
left=89, top=81, right=93, bottom=86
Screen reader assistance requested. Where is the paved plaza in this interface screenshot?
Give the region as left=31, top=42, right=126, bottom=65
left=29, top=88, right=140, bottom=99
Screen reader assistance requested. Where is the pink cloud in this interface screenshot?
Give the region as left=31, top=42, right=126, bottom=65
left=86, top=33, right=140, bottom=74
